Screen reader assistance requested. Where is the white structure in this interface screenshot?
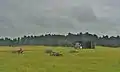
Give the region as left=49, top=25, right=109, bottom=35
left=80, top=44, right=82, bottom=49
left=74, top=42, right=82, bottom=49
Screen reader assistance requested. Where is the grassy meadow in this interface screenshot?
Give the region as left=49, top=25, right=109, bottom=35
left=0, top=46, right=120, bottom=72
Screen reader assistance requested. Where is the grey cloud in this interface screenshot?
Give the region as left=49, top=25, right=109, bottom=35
left=26, top=16, right=75, bottom=29
left=0, top=0, right=120, bottom=37
left=70, top=6, right=97, bottom=23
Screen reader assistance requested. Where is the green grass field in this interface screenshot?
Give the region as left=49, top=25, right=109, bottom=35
left=0, top=46, right=120, bottom=72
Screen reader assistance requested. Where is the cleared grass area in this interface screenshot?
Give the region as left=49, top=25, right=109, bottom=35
left=0, top=46, right=120, bottom=72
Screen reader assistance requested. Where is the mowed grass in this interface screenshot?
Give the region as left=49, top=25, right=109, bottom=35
left=0, top=46, right=120, bottom=72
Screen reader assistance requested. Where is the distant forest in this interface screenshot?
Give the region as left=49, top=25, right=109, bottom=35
left=0, top=32, right=120, bottom=47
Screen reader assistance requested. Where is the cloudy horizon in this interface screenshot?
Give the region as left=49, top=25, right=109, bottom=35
left=0, top=0, right=120, bottom=38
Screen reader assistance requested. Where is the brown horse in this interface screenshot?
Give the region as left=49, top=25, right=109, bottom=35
left=12, top=48, right=23, bottom=54
left=17, top=49, right=23, bottom=54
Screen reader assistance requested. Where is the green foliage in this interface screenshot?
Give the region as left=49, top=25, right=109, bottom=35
left=0, top=32, right=119, bottom=47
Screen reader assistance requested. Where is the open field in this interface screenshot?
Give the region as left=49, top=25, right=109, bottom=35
left=0, top=46, right=120, bottom=72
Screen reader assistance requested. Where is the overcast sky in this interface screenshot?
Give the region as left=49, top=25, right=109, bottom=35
left=0, top=0, right=120, bottom=38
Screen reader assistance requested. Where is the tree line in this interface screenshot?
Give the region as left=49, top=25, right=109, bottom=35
left=0, top=32, right=120, bottom=47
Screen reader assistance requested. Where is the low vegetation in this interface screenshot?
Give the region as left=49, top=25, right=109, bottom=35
left=0, top=46, right=120, bottom=72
